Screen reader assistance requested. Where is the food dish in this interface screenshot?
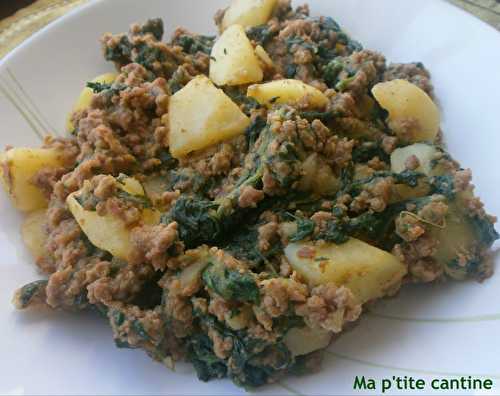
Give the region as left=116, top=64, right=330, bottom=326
left=1, top=0, right=499, bottom=394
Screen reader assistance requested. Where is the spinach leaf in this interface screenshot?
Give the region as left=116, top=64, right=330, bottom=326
left=202, top=262, right=260, bottom=304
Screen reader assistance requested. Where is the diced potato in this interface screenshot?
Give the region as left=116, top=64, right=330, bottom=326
left=225, top=306, right=253, bottom=331
left=372, top=79, right=440, bottom=142
left=255, top=45, right=274, bottom=68
left=179, top=260, right=209, bottom=291
left=0, top=148, right=65, bottom=212
left=21, top=210, right=48, bottom=260
left=169, top=75, right=250, bottom=158
left=210, top=25, right=263, bottom=86
left=391, top=143, right=438, bottom=175
left=284, top=326, right=332, bottom=357
left=66, top=72, right=117, bottom=132
left=67, top=176, right=160, bottom=260
left=389, top=143, right=439, bottom=202
left=117, top=174, right=145, bottom=196
left=429, top=201, right=482, bottom=280
left=285, top=238, right=406, bottom=303
left=221, top=0, right=277, bottom=31
left=247, top=79, right=329, bottom=109
left=67, top=192, right=133, bottom=260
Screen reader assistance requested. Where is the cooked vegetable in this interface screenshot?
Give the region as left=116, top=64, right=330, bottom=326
left=210, top=24, right=263, bottom=86
left=431, top=201, right=498, bottom=280
left=220, top=0, right=278, bottom=31
left=254, top=45, right=274, bottom=68
left=21, top=210, right=48, bottom=260
left=5, top=7, right=498, bottom=391
left=391, top=143, right=438, bottom=175
left=66, top=72, right=117, bottom=132
left=247, top=79, right=329, bottom=108
left=202, top=260, right=260, bottom=303
left=67, top=176, right=160, bottom=260
left=12, top=280, right=48, bottom=309
left=284, top=326, right=332, bottom=357
left=188, top=310, right=295, bottom=387
left=0, top=148, right=65, bottom=212
left=168, top=75, right=250, bottom=158
left=285, top=238, right=407, bottom=303
left=67, top=191, right=134, bottom=260
left=372, top=79, right=440, bottom=142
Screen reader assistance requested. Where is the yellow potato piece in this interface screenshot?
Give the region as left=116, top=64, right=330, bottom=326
left=169, top=75, right=250, bottom=158
left=21, top=209, right=48, bottom=260
left=67, top=193, right=133, bottom=260
left=66, top=72, right=117, bottom=132
left=247, top=79, right=329, bottom=109
left=210, top=24, right=263, bottom=86
left=0, top=148, right=65, bottom=212
left=429, top=202, right=478, bottom=280
left=255, top=45, right=274, bottom=68
left=117, top=175, right=145, bottom=196
left=225, top=306, right=253, bottom=331
left=372, top=79, right=440, bottom=142
left=283, top=326, right=332, bottom=357
left=221, top=0, right=277, bottom=31
left=178, top=260, right=209, bottom=293
left=285, top=238, right=406, bottom=304
left=390, top=143, right=438, bottom=176
left=67, top=176, right=160, bottom=260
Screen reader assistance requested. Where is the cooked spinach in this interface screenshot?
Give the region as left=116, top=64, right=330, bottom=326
left=174, top=34, right=215, bottom=55
left=289, top=217, right=315, bottom=242
left=202, top=262, right=260, bottom=303
left=14, top=280, right=47, bottom=309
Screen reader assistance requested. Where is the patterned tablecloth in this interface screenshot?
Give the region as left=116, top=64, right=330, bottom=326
left=0, top=0, right=499, bottom=59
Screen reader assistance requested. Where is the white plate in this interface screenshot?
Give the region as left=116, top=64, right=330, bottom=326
left=1, top=1, right=499, bottom=395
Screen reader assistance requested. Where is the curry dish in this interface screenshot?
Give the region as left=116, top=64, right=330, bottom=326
left=2, top=0, right=498, bottom=388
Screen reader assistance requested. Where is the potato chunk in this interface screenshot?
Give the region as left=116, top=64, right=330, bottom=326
left=391, top=143, right=438, bottom=176
left=210, top=25, right=263, bottom=86
left=67, top=176, right=160, bottom=260
left=372, top=79, right=440, bottom=142
left=247, top=79, right=329, bottom=109
left=21, top=210, right=48, bottom=260
left=285, top=238, right=406, bottom=303
left=255, top=45, right=274, bottom=68
left=169, top=75, right=250, bottom=158
left=0, top=148, right=65, bottom=212
left=284, top=326, right=332, bottom=357
left=67, top=192, right=133, bottom=260
left=66, top=72, right=117, bottom=132
left=221, top=0, right=277, bottom=31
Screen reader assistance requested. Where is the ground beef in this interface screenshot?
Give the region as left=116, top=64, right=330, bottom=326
left=404, top=154, right=420, bottom=171
left=260, top=278, right=308, bottom=318
left=258, top=221, right=280, bottom=252
left=238, top=186, right=265, bottom=208
left=130, top=223, right=183, bottom=271
left=350, top=177, right=393, bottom=213
left=295, top=283, right=361, bottom=333
left=208, top=328, right=233, bottom=359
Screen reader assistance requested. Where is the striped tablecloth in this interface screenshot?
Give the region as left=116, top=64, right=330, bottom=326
left=0, top=0, right=499, bottom=59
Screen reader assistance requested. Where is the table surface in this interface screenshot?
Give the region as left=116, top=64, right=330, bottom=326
left=0, top=0, right=499, bottom=60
